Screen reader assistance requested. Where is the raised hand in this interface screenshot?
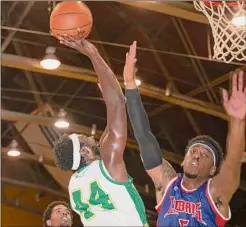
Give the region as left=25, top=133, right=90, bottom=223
left=59, top=29, right=98, bottom=57
left=123, top=41, right=137, bottom=89
left=222, top=71, right=246, bottom=120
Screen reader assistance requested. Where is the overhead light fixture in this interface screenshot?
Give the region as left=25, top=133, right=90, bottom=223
left=135, top=79, right=141, bottom=86
left=91, top=124, right=97, bottom=137
left=165, top=83, right=171, bottom=96
left=232, top=15, right=246, bottom=27
left=54, top=108, right=70, bottom=128
left=40, top=46, right=61, bottom=70
left=7, top=140, right=20, bottom=157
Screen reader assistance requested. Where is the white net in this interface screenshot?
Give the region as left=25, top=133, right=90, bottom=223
left=193, top=1, right=246, bottom=63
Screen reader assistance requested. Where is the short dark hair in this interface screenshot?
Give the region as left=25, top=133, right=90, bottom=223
left=42, top=201, right=72, bottom=227
left=53, top=134, right=74, bottom=170
left=53, top=134, right=99, bottom=170
left=185, top=135, right=224, bottom=169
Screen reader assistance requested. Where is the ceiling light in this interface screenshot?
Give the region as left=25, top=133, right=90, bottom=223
left=54, top=109, right=69, bottom=128
left=7, top=149, right=21, bottom=157
left=7, top=140, right=20, bottom=157
left=40, top=46, right=61, bottom=70
left=54, top=119, right=69, bottom=128
left=91, top=124, right=97, bottom=136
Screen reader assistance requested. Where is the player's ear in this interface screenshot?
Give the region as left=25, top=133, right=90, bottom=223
left=209, top=166, right=216, bottom=176
left=46, top=220, right=51, bottom=227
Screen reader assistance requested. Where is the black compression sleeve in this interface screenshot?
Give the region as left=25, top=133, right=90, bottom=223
left=125, top=88, right=162, bottom=170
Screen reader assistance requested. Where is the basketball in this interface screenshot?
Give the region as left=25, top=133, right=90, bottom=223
left=50, top=1, right=93, bottom=39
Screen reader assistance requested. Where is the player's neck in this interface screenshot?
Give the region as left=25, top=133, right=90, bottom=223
left=85, top=156, right=100, bottom=165
left=182, top=175, right=208, bottom=190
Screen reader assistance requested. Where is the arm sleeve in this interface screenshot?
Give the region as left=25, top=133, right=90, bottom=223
left=125, top=88, right=162, bottom=170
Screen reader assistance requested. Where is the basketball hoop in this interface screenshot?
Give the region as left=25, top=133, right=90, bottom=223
left=193, top=1, right=246, bottom=63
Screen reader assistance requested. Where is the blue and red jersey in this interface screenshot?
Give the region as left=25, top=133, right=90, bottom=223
left=156, top=174, right=230, bottom=227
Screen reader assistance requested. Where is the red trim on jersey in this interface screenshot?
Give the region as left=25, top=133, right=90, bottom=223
left=205, top=179, right=231, bottom=227
left=155, top=176, right=178, bottom=213
left=180, top=178, right=197, bottom=193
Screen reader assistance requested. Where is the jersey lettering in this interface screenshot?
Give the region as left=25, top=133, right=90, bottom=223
left=179, top=219, right=189, bottom=227
left=72, top=181, right=116, bottom=219
left=72, top=190, right=95, bottom=219
left=165, top=196, right=206, bottom=225
left=89, top=181, right=115, bottom=210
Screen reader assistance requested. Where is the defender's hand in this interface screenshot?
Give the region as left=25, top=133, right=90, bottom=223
left=123, top=41, right=137, bottom=89
left=222, top=71, right=246, bottom=120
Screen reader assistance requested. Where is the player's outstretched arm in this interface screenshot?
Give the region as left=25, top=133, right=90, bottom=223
left=124, top=41, right=177, bottom=203
left=97, top=83, right=109, bottom=147
left=210, top=71, right=245, bottom=214
left=60, top=35, right=128, bottom=182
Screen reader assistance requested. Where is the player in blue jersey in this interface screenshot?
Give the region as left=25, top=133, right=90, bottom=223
left=123, top=41, right=245, bottom=227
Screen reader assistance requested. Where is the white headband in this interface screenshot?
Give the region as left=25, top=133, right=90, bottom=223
left=68, top=133, right=81, bottom=170
left=188, top=142, right=216, bottom=167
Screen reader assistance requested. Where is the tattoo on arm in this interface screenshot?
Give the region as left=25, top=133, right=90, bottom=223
left=153, top=159, right=177, bottom=194
left=163, top=159, right=177, bottom=179
left=152, top=160, right=177, bottom=204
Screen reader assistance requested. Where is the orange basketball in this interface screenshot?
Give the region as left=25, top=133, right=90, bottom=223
left=50, top=1, right=93, bottom=39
